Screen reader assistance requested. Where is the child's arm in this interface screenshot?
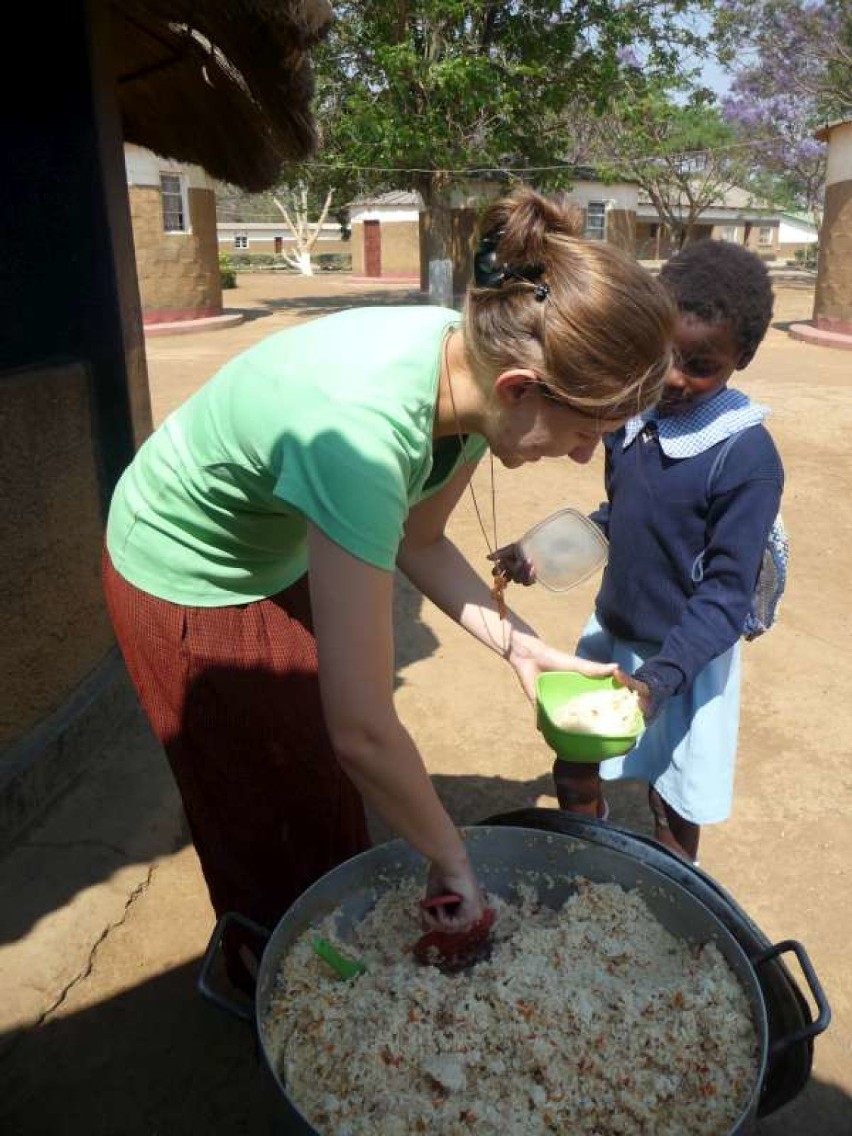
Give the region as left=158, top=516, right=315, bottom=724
left=632, top=468, right=783, bottom=720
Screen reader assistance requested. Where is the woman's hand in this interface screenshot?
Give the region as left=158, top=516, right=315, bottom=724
left=422, top=857, right=485, bottom=932
left=506, top=632, right=618, bottom=702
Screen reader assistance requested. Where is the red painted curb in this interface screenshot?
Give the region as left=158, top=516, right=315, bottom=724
left=144, top=312, right=246, bottom=337
left=788, top=323, right=852, bottom=352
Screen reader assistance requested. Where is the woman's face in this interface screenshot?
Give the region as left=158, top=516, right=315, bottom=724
left=488, top=379, right=628, bottom=469
left=656, top=313, right=745, bottom=417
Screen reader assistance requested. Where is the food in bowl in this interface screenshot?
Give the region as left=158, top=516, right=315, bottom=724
left=551, top=687, right=642, bottom=737
left=265, top=877, right=758, bottom=1135
left=536, top=674, right=643, bottom=761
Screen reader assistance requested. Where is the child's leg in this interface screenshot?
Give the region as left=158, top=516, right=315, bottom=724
left=552, top=759, right=607, bottom=818
left=648, top=786, right=700, bottom=862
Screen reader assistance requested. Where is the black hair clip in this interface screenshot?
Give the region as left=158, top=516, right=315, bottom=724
left=473, top=229, right=549, bottom=301
left=473, top=228, right=506, bottom=288
left=505, top=267, right=550, bottom=302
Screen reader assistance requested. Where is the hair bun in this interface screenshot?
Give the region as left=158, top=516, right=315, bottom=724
left=479, top=186, right=584, bottom=265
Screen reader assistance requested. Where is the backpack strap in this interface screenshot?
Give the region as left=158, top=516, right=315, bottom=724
left=705, top=430, right=747, bottom=499
left=703, top=428, right=788, bottom=641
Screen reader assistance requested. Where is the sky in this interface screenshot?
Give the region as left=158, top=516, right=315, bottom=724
left=679, top=11, right=735, bottom=100
left=698, top=57, right=733, bottom=98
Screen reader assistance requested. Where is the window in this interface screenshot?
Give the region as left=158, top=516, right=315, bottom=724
left=584, top=201, right=606, bottom=241
left=160, top=174, right=187, bottom=232
left=234, top=234, right=249, bottom=250
left=758, top=227, right=773, bottom=247
left=720, top=226, right=738, bottom=243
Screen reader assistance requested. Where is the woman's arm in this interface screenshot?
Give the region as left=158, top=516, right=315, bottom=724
left=397, top=464, right=617, bottom=700
left=307, top=523, right=482, bottom=928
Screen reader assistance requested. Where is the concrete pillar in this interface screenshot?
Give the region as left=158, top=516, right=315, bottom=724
left=814, top=119, right=852, bottom=334
left=789, top=118, right=852, bottom=351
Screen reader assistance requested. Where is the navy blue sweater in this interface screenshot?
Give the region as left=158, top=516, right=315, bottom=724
left=591, top=422, right=784, bottom=704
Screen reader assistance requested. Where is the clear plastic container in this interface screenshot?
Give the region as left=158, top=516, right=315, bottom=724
left=518, top=508, right=608, bottom=592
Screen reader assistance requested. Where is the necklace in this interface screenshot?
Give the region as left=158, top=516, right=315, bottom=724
left=443, top=331, right=509, bottom=622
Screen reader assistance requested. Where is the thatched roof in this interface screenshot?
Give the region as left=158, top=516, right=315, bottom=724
left=111, top=0, right=332, bottom=192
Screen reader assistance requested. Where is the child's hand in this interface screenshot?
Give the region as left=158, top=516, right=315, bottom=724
left=615, top=668, right=653, bottom=718
left=487, top=542, right=536, bottom=586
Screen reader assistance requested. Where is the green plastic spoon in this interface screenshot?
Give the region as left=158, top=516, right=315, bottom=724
left=312, top=936, right=367, bottom=980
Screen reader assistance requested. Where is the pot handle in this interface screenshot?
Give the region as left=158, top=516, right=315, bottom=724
left=197, top=910, right=271, bottom=1023
left=751, top=939, right=831, bottom=1057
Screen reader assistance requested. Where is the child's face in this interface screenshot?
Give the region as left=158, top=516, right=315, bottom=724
left=656, top=313, right=747, bottom=417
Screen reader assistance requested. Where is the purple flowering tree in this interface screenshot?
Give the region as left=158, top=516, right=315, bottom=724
left=722, top=87, right=827, bottom=223
left=715, top=0, right=852, bottom=223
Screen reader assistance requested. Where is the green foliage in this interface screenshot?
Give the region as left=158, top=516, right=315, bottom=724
left=315, top=252, right=353, bottom=271
left=794, top=245, right=818, bottom=271
left=308, top=1, right=717, bottom=206
left=226, top=252, right=352, bottom=273
left=582, top=66, right=744, bottom=248
left=218, top=252, right=237, bottom=289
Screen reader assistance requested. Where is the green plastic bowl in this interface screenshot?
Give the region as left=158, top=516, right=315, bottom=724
left=536, top=672, right=642, bottom=763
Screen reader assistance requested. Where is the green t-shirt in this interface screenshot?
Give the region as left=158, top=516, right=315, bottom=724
left=106, top=306, right=486, bottom=605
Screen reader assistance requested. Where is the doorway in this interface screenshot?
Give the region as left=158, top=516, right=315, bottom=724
left=364, top=220, right=381, bottom=277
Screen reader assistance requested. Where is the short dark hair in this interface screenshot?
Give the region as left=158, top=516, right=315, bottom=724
left=659, top=240, right=774, bottom=363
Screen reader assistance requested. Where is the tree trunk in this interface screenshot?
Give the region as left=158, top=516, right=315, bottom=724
left=294, top=251, right=314, bottom=276
left=419, top=175, right=455, bottom=308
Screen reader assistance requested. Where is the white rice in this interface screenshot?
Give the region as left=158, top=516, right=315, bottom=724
left=551, top=689, right=642, bottom=736
left=264, top=878, right=758, bottom=1135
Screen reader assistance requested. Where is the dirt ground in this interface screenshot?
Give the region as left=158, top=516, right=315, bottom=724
left=1, top=270, right=850, bottom=1135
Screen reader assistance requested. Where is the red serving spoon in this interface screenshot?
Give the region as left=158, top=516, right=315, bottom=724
left=412, top=893, right=496, bottom=973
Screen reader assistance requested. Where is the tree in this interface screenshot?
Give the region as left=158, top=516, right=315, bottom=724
left=216, top=177, right=346, bottom=274
left=308, top=0, right=716, bottom=299
left=272, top=183, right=336, bottom=276
left=721, top=86, right=826, bottom=225
left=714, top=1, right=852, bottom=225
left=715, top=0, right=852, bottom=119
left=591, top=82, right=741, bottom=250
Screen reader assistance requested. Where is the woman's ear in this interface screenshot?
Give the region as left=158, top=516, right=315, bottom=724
left=493, top=368, right=539, bottom=403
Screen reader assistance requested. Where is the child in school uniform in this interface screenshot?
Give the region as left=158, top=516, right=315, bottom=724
left=561, top=239, right=783, bottom=862
left=495, top=239, right=783, bottom=863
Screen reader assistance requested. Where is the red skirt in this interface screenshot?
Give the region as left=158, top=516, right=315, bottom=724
left=102, top=549, right=371, bottom=943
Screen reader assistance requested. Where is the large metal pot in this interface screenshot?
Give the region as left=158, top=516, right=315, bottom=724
left=199, top=820, right=830, bottom=1135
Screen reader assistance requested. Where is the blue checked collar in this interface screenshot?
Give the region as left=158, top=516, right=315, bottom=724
left=622, top=388, right=769, bottom=458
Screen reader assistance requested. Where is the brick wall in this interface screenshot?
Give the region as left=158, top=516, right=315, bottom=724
left=352, top=219, right=420, bottom=277
left=0, top=364, right=113, bottom=749
left=222, top=236, right=351, bottom=258
left=129, top=185, right=223, bottom=323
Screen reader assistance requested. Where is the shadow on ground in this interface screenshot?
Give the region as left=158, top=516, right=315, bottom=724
left=2, top=576, right=438, bottom=946
left=253, top=286, right=425, bottom=319
left=217, top=280, right=426, bottom=327
left=0, top=706, right=188, bottom=948
left=0, top=961, right=277, bottom=1136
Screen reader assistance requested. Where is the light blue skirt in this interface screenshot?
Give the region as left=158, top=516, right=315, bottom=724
left=575, top=613, right=742, bottom=825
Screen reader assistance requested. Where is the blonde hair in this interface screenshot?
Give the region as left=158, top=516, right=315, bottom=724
left=463, top=185, right=676, bottom=419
